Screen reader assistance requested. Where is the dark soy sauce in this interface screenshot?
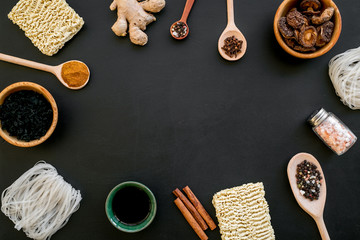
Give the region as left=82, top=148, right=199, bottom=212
left=112, top=186, right=150, bottom=225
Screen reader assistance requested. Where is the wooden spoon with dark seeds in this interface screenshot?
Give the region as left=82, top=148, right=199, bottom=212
left=287, top=152, right=330, bottom=240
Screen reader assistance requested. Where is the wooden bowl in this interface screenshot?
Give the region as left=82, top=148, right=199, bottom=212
left=274, top=0, right=342, bottom=59
left=0, top=82, right=58, bottom=147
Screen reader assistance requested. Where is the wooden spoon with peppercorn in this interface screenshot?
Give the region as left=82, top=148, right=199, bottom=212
left=170, top=0, right=195, bottom=40
left=287, top=152, right=330, bottom=240
left=0, top=53, right=90, bottom=90
left=218, top=0, right=247, bottom=61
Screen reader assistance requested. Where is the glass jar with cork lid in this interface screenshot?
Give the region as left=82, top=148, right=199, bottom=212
left=308, top=108, right=357, bottom=155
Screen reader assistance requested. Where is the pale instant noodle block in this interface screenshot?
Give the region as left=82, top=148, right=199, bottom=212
left=212, top=182, right=275, bottom=240
left=8, top=0, right=84, bottom=56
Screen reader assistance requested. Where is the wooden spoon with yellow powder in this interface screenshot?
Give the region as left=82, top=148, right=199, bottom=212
left=0, top=53, right=90, bottom=90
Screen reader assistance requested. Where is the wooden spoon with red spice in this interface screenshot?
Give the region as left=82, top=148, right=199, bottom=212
left=287, top=152, right=330, bottom=240
left=0, top=53, right=90, bottom=90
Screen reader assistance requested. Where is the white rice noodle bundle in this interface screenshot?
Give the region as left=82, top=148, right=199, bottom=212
left=329, top=46, right=360, bottom=110
left=1, top=161, right=82, bottom=240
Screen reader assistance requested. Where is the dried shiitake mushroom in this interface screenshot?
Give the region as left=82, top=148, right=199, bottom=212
left=302, top=9, right=321, bottom=15
left=316, top=21, right=334, bottom=47
left=278, top=0, right=336, bottom=53
left=312, top=7, right=334, bottom=25
left=299, top=0, right=321, bottom=15
left=278, top=17, right=294, bottom=39
left=287, top=8, right=308, bottom=30
left=284, top=38, right=297, bottom=48
left=294, top=29, right=300, bottom=42
left=294, top=45, right=316, bottom=52
left=315, top=36, right=327, bottom=47
left=300, top=0, right=321, bottom=11
left=299, top=26, right=317, bottom=47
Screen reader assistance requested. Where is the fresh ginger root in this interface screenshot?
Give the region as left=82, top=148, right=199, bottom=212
left=110, top=0, right=165, bottom=45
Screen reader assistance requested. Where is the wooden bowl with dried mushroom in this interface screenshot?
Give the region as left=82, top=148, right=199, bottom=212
left=274, top=0, right=341, bottom=59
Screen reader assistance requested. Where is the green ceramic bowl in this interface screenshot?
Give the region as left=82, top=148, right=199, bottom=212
left=105, top=181, right=157, bottom=233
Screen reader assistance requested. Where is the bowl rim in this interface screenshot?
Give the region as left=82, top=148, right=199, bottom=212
left=105, top=181, right=157, bottom=233
left=274, top=0, right=342, bottom=59
left=0, top=81, right=58, bottom=147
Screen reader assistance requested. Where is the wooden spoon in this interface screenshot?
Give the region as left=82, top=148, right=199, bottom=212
left=0, top=53, right=89, bottom=90
left=170, top=0, right=195, bottom=40
left=218, top=0, right=247, bottom=61
left=287, top=152, right=330, bottom=240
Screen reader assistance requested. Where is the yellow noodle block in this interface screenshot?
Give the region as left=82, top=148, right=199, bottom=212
left=8, top=0, right=84, bottom=56
left=212, top=182, right=276, bottom=240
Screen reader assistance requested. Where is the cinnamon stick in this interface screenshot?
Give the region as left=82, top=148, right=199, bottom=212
left=174, top=198, right=208, bottom=240
left=173, top=188, right=208, bottom=230
left=183, top=186, right=217, bottom=230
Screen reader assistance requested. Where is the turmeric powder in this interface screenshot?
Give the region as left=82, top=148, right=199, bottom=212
left=61, top=61, right=89, bottom=87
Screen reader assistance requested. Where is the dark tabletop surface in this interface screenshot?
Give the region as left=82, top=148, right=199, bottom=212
left=1, top=0, right=360, bottom=239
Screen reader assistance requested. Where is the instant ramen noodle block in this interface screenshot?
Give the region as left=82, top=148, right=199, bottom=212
left=8, top=0, right=84, bottom=56
left=212, top=182, right=275, bottom=240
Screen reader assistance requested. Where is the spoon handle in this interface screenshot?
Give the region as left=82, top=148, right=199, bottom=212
left=0, top=53, right=54, bottom=73
left=226, top=0, right=235, bottom=26
left=180, top=0, right=195, bottom=23
left=315, top=217, right=330, bottom=240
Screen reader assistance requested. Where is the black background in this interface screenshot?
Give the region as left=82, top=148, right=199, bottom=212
left=1, top=0, right=360, bottom=239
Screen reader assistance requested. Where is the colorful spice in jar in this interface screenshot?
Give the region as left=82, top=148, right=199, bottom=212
left=0, top=90, right=53, bottom=141
left=296, top=160, right=322, bottom=201
left=222, top=36, right=243, bottom=58
left=171, top=22, right=188, bottom=38
left=61, top=61, right=89, bottom=88
left=308, top=108, right=357, bottom=155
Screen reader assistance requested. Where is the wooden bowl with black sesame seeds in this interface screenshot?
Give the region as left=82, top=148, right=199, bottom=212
left=0, top=82, right=58, bottom=147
